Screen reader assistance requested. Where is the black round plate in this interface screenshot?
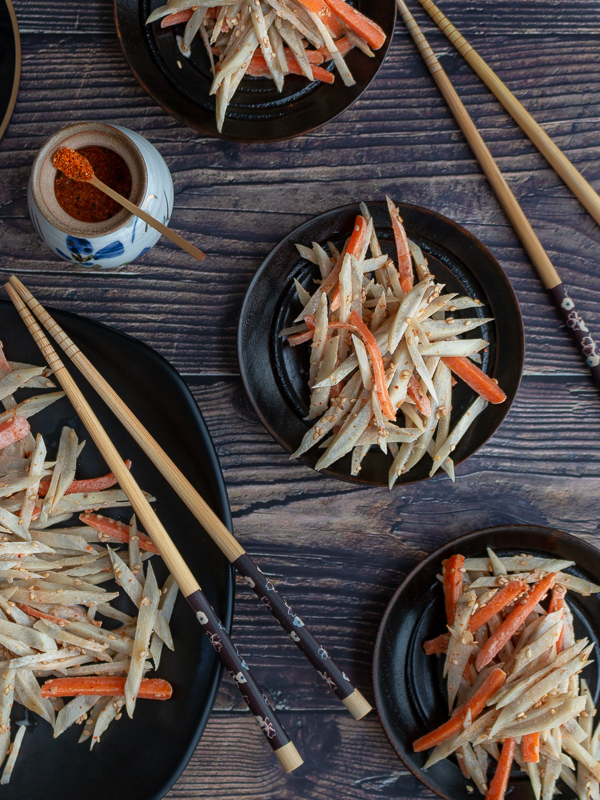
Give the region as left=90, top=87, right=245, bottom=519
left=373, top=525, right=600, bottom=800
left=0, top=0, right=20, bottom=142
left=114, top=0, right=396, bottom=141
left=0, top=299, right=234, bottom=800
left=238, top=201, right=524, bottom=487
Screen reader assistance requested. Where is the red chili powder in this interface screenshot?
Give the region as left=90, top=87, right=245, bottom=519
left=54, top=146, right=132, bottom=224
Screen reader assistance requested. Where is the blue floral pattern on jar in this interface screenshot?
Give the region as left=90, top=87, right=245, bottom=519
left=56, top=236, right=125, bottom=265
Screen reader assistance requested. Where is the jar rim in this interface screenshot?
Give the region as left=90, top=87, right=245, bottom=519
left=30, top=122, right=148, bottom=238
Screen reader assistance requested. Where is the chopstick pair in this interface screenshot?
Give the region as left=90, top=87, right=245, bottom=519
left=416, top=0, right=600, bottom=229
left=5, top=281, right=302, bottom=773
left=6, top=276, right=371, bottom=766
left=396, top=0, right=600, bottom=388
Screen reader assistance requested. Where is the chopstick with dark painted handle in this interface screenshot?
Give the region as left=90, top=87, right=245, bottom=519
left=5, top=283, right=303, bottom=774
left=415, top=0, right=600, bottom=229
left=8, top=275, right=372, bottom=722
left=396, top=0, right=600, bottom=386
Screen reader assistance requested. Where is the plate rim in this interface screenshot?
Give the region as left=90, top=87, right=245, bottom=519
left=0, top=0, right=21, bottom=143
left=372, top=523, right=600, bottom=800
left=237, top=199, right=525, bottom=487
left=0, top=298, right=235, bottom=800
left=112, top=0, right=397, bottom=143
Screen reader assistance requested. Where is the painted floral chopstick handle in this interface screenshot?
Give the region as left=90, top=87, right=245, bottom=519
left=186, top=589, right=301, bottom=768
left=233, top=554, right=370, bottom=719
left=549, top=284, right=600, bottom=387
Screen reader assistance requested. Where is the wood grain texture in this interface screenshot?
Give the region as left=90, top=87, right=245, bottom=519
left=2, top=1, right=600, bottom=797
left=171, top=375, right=600, bottom=714
left=166, top=714, right=429, bottom=800
left=12, top=0, right=600, bottom=36
left=2, top=33, right=600, bottom=375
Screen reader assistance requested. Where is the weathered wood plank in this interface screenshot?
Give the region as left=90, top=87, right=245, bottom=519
left=13, top=0, right=600, bottom=37
left=2, top=34, right=600, bottom=376
left=165, top=713, right=426, bottom=800
left=151, top=374, right=600, bottom=714
left=4, top=1, right=600, bottom=796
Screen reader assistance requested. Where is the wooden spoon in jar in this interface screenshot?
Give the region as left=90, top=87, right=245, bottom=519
left=52, top=147, right=205, bottom=263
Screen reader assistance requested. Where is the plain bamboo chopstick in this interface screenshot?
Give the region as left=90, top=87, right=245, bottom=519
left=396, top=0, right=600, bottom=387
left=5, top=283, right=303, bottom=774
left=415, top=0, right=600, bottom=229
left=8, top=276, right=372, bottom=723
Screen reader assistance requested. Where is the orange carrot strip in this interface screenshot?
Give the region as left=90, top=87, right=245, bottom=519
left=442, top=357, right=507, bottom=404
left=305, top=49, right=325, bottom=66
left=467, top=580, right=525, bottom=632
left=442, top=554, right=465, bottom=626
left=79, top=513, right=158, bottom=554
left=16, top=604, right=66, bottom=625
left=304, top=64, right=335, bottom=84
left=38, top=461, right=131, bottom=498
left=288, top=316, right=316, bottom=346
left=318, top=36, right=353, bottom=60
left=386, top=197, right=413, bottom=293
left=160, top=9, right=194, bottom=27
left=322, top=7, right=344, bottom=37
left=485, top=737, right=515, bottom=800
left=476, top=573, right=558, bottom=671
left=522, top=731, right=539, bottom=763
left=548, top=585, right=566, bottom=614
left=297, top=0, right=327, bottom=12
left=247, top=54, right=335, bottom=83
left=345, top=215, right=367, bottom=260
left=349, top=311, right=395, bottom=420
left=549, top=585, right=567, bottom=652
left=0, top=417, right=30, bottom=450
left=323, top=0, right=386, bottom=49
left=41, top=677, right=172, bottom=700
left=295, top=0, right=344, bottom=36
left=319, top=217, right=366, bottom=297
left=249, top=47, right=324, bottom=67
left=413, top=668, right=506, bottom=752
left=407, top=374, right=431, bottom=417
left=423, top=632, right=450, bottom=655
left=328, top=317, right=395, bottom=421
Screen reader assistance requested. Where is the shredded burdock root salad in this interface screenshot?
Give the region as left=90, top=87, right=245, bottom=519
left=0, top=343, right=177, bottom=783
left=280, top=198, right=507, bottom=486
left=146, top=0, right=387, bottom=132
left=417, top=548, right=600, bottom=800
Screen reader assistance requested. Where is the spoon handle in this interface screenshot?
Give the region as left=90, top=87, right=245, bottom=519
left=90, top=175, right=205, bottom=263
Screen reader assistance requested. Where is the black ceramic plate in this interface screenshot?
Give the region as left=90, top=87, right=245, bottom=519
left=373, top=525, right=600, bottom=800
left=0, top=299, right=234, bottom=800
left=238, top=201, right=524, bottom=487
left=114, top=0, right=396, bottom=141
left=0, top=0, right=20, bottom=142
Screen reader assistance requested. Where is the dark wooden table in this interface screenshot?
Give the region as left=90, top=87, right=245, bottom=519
left=1, top=0, right=600, bottom=796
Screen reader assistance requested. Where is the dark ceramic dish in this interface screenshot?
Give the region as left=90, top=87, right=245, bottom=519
left=373, top=525, right=600, bottom=800
left=0, top=299, right=234, bottom=800
left=0, top=0, right=20, bottom=141
left=114, top=0, right=396, bottom=141
left=238, top=201, right=524, bottom=487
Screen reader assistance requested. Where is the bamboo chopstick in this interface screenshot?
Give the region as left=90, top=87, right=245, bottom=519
left=396, top=0, right=600, bottom=386
left=8, top=276, right=372, bottom=722
left=5, top=283, right=303, bottom=774
left=416, top=0, right=600, bottom=229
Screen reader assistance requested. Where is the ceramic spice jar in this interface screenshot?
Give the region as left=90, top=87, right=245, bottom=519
left=28, top=122, right=174, bottom=268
